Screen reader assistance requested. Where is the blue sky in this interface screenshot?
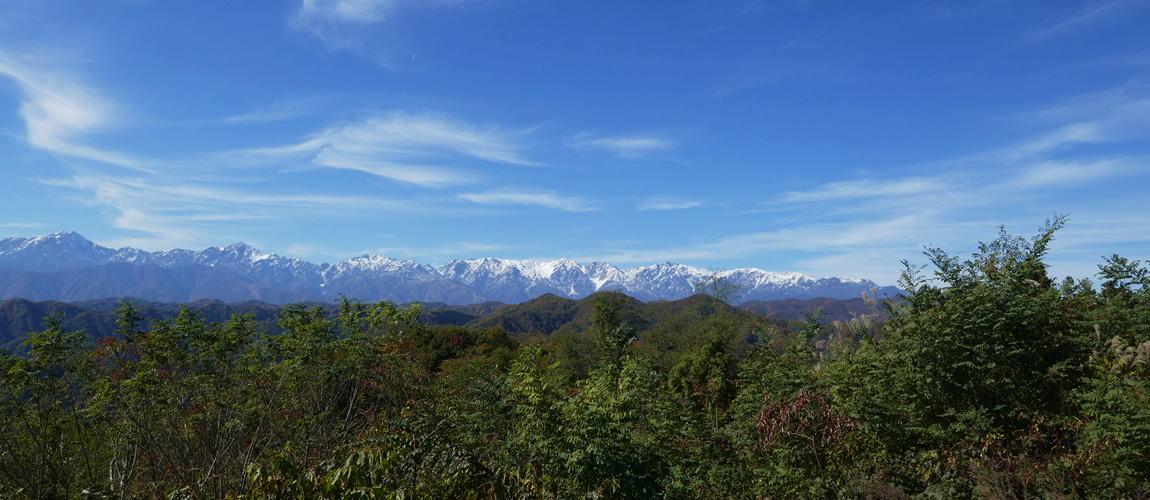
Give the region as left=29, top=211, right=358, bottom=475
left=0, top=0, right=1147, bottom=285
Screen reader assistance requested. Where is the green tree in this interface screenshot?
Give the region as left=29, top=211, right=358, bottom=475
left=589, top=291, right=641, bottom=371
left=824, top=217, right=1098, bottom=494
left=0, top=315, right=103, bottom=498
left=1096, top=254, right=1150, bottom=344
left=1067, top=255, right=1150, bottom=491
left=667, top=274, right=748, bottom=429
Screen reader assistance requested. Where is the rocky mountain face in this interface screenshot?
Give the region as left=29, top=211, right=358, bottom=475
left=0, top=231, right=901, bottom=304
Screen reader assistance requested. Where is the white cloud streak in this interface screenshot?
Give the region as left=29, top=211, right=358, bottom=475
left=364, top=241, right=510, bottom=261
left=575, top=215, right=940, bottom=281
left=781, top=85, right=1150, bottom=210
left=1027, top=1, right=1128, bottom=42
left=637, top=198, right=703, bottom=211
left=0, top=50, right=145, bottom=170
left=782, top=177, right=948, bottom=203
left=459, top=187, right=594, bottom=212
left=567, top=133, right=674, bottom=158
left=1011, top=86, right=1150, bottom=148
left=224, top=98, right=327, bottom=124
left=1009, top=160, right=1125, bottom=188
left=244, top=111, right=533, bottom=187
left=295, top=0, right=479, bottom=25
left=1004, top=123, right=1108, bottom=159
left=44, top=173, right=429, bottom=250
left=313, top=151, right=475, bottom=186
left=291, top=0, right=481, bottom=65
left=634, top=85, right=1150, bottom=282
left=297, top=0, right=402, bottom=25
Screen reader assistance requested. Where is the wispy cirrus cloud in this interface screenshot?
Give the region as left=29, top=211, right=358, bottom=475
left=56, top=175, right=410, bottom=211
left=459, top=187, right=594, bottom=212
left=977, top=89, right=1149, bottom=163
left=775, top=159, right=1136, bottom=217
left=224, top=97, right=328, bottom=124
left=0, top=50, right=145, bottom=170
left=637, top=198, right=703, bottom=211
left=781, top=177, right=949, bottom=203
left=567, top=132, right=674, bottom=158
left=1001, top=122, right=1108, bottom=160
left=783, top=84, right=1150, bottom=210
left=576, top=215, right=938, bottom=279
left=1019, top=87, right=1150, bottom=145
left=312, top=152, right=473, bottom=186
left=364, top=240, right=510, bottom=261
left=297, top=0, right=405, bottom=25
left=44, top=173, right=430, bottom=249
left=1008, top=159, right=1127, bottom=188
left=290, top=0, right=483, bottom=67
left=294, top=0, right=481, bottom=26
left=291, top=0, right=408, bottom=52
left=968, top=85, right=1150, bottom=172
left=1026, top=1, right=1130, bottom=43
left=716, top=84, right=1150, bottom=282
left=243, top=111, right=534, bottom=187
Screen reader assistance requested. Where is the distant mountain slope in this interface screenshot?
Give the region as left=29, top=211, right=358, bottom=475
left=418, top=301, right=506, bottom=317
left=2, top=293, right=878, bottom=360
left=0, top=231, right=902, bottom=305
left=0, top=264, right=323, bottom=304
left=0, top=297, right=285, bottom=355
left=464, top=293, right=592, bottom=335
left=0, top=299, right=101, bottom=354
left=741, top=297, right=873, bottom=323
left=465, top=292, right=802, bottom=339
left=0, top=296, right=508, bottom=354
left=0, top=294, right=861, bottom=356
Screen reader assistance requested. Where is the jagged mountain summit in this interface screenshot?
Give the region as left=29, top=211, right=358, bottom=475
left=0, top=231, right=901, bottom=304
left=435, top=258, right=886, bottom=303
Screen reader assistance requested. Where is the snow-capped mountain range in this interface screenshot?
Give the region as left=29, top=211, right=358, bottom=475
left=0, top=231, right=901, bottom=305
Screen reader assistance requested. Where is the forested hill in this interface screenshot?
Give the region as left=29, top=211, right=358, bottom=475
left=465, top=292, right=799, bottom=337
left=0, top=297, right=285, bottom=354
left=740, top=296, right=880, bottom=322
left=0, top=293, right=820, bottom=355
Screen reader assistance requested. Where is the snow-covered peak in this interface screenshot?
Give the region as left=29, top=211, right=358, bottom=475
left=36, top=230, right=83, bottom=242
left=0, top=231, right=116, bottom=271
left=150, top=248, right=197, bottom=267
left=109, top=247, right=153, bottom=265
left=20, top=231, right=99, bottom=251
left=430, top=255, right=888, bottom=303
left=197, top=242, right=262, bottom=262
left=327, top=254, right=437, bottom=276
left=723, top=268, right=812, bottom=287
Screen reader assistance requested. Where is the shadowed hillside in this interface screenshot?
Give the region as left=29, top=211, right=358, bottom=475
left=739, top=296, right=875, bottom=322
left=0, top=298, right=285, bottom=355
left=1, top=293, right=826, bottom=356
left=466, top=292, right=803, bottom=339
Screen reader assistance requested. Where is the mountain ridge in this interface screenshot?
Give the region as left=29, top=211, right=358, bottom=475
left=0, top=231, right=902, bottom=305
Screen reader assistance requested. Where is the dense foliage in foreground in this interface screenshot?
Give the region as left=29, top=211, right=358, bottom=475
left=2, top=218, right=1148, bottom=498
